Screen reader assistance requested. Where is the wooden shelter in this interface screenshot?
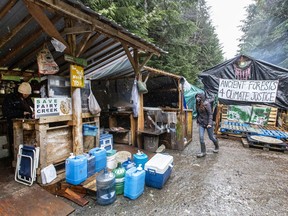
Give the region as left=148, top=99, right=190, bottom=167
left=0, top=0, right=164, bottom=182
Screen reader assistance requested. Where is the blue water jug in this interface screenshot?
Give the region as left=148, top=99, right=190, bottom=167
left=84, top=153, right=96, bottom=178
left=124, top=164, right=145, bottom=200
left=65, top=154, right=88, bottom=185
left=96, top=168, right=116, bottom=205
left=122, top=157, right=135, bottom=170
left=89, top=147, right=107, bottom=172
left=133, top=150, right=148, bottom=169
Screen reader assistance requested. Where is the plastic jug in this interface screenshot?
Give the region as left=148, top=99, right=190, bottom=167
left=124, top=164, right=145, bottom=200
left=122, top=157, right=135, bottom=170
left=96, top=168, right=116, bottom=205
left=133, top=150, right=148, bottom=168
left=112, top=162, right=126, bottom=195
left=89, top=147, right=107, bottom=173
left=65, top=154, right=87, bottom=185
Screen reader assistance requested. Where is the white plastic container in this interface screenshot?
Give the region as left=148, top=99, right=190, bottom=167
left=107, top=154, right=117, bottom=170
left=41, top=164, right=57, bottom=184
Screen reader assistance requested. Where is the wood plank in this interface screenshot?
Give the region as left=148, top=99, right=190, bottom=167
left=0, top=184, right=74, bottom=216
left=0, top=0, right=17, bottom=20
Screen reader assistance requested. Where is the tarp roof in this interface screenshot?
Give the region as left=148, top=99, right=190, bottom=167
left=199, top=55, right=288, bottom=109
left=0, top=0, right=164, bottom=78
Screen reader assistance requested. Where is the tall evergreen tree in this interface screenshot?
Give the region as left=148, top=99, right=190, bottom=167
left=80, top=0, right=224, bottom=85
left=239, top=0, right=288, bottom=68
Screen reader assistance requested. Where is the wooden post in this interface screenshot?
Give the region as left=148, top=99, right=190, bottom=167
left=66, top=18, right=83, bottom=155
left=72, top=87, right=83, bottom=155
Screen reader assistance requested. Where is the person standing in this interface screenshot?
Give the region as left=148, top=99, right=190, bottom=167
left=2, top=82, right=34, bottom=158
left=195, top=93, right=219, bottom=158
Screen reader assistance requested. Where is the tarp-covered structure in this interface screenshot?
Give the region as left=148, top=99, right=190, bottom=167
left=183, top=81, right=203, bottom=118
left=198, top=55, right=288, bottom=109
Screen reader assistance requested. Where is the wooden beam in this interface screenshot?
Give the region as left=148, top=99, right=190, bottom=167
left=34, top=0, right=161, bottom=55
left=23, top=0, right=71, bottom=54
left=0, top=0, right=17, bottom=20
left=0, top=15, right=33, bottom=49
left=0, top=70, right=35, bottom=77
left=63, top=26, right=93, bottom=35
left=76, top=32, right=93, bottom=57
left=80, top=32, right=101, bottom=54
left=122, top=43, right=136, bottom=72
left=139, top=53, right=153, bottom=69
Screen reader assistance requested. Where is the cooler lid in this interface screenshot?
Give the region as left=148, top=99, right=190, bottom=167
left=144, top=153, right=173, bottom=174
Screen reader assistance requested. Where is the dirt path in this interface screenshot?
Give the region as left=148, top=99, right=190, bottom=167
left=69, top=121, right=288, bottom=215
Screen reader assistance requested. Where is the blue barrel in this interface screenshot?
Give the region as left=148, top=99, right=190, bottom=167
left=65, top=155, right=88, bottom=185
left=89, top=147, right=107, bottom=172
left=124, top=165, right=145, bottom=200
left=133, top=151, right=148, bottom=168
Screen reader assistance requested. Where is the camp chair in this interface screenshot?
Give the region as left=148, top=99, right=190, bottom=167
left=14, top=145, right=40, bottom=186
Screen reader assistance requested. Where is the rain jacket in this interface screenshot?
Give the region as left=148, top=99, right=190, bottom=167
left=2, top=93, right=34, bottom=120
left=195, top=93, right=213, bottom=128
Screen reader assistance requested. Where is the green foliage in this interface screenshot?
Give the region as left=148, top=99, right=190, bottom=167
left=239, top=0, right=288, bottom=68
left=81, top=0, right=224, bottom=85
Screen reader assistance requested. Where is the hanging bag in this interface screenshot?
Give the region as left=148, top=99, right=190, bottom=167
left=88, top=83, right=101, bottom=115
left=137, top=73, right=149, bottom=94
left=37, top=44, right=59, bottom=74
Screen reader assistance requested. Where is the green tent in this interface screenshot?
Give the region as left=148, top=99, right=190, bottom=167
left=183, top=79, right=204, bottom=118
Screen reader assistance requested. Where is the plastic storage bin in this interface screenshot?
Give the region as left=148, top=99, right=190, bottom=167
left=124, top=165, right=145, bottom=200
left=144, top=153, right=173, bottom=189
left=65, top=154, right=88, bottom=185
left=100, top=134, right=113, bottom=151
left=89, top=147, right=107, bottom=173
left=83, top=124, right=98, bottom=136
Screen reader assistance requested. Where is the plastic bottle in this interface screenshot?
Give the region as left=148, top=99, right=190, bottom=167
left=112, top=162, right=126, bottom=195
left=96, top=168, right=116, bottom=205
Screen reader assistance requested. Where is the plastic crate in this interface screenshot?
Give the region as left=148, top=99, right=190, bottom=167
left=83, top=124, right=98, bottom=136
left=100, top=134, right=113, bottom=151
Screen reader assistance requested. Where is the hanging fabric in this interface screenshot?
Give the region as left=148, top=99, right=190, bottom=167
left=131, top=79, right=139, bottom=117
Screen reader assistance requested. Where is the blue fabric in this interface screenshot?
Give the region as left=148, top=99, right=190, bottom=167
left=19, top=146, right=35, bottom=178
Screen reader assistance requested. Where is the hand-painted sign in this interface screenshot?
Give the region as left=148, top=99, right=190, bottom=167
left=218, top=79, right=278, bottom=103
left=34, top=98, right=72, bottom=119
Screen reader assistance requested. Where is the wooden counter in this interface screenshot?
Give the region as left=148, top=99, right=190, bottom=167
left=12, top=113, right=99, bottom=183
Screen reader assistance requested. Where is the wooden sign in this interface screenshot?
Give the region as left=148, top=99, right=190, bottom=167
left=70, top=64, right=84, bottom=88
left=64, top=54, right=87, bottom=67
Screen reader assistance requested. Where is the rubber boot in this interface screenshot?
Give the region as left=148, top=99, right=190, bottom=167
left=197, top=143, right=206, bottom=158
left=213, top=140, right=219, bottom=153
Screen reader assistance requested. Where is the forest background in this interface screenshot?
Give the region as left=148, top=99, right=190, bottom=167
left=81, top=0, right=288, bottom=86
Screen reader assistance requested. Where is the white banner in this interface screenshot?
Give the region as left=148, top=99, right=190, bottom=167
left=34, top=98, right=72, bottom=119
left=218, top=79, right=278, bottom=103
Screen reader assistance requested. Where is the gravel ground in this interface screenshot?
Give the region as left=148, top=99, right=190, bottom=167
left=68, top=121, right=288, bottom=216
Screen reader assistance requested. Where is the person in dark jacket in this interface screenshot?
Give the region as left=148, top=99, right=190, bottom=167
left=195, top=93, right=219, bottom=158
left=2, top=82, right=34, bottom=158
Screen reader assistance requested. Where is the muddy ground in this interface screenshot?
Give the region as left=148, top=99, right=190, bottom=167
left=68, top=121, right=288, bottom=216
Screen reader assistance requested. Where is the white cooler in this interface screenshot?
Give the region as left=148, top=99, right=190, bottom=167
left=144, top=153, right=173, bottom=189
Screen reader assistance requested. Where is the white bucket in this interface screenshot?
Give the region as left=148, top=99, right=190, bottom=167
left=107, top=154, right=117, bottom=170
